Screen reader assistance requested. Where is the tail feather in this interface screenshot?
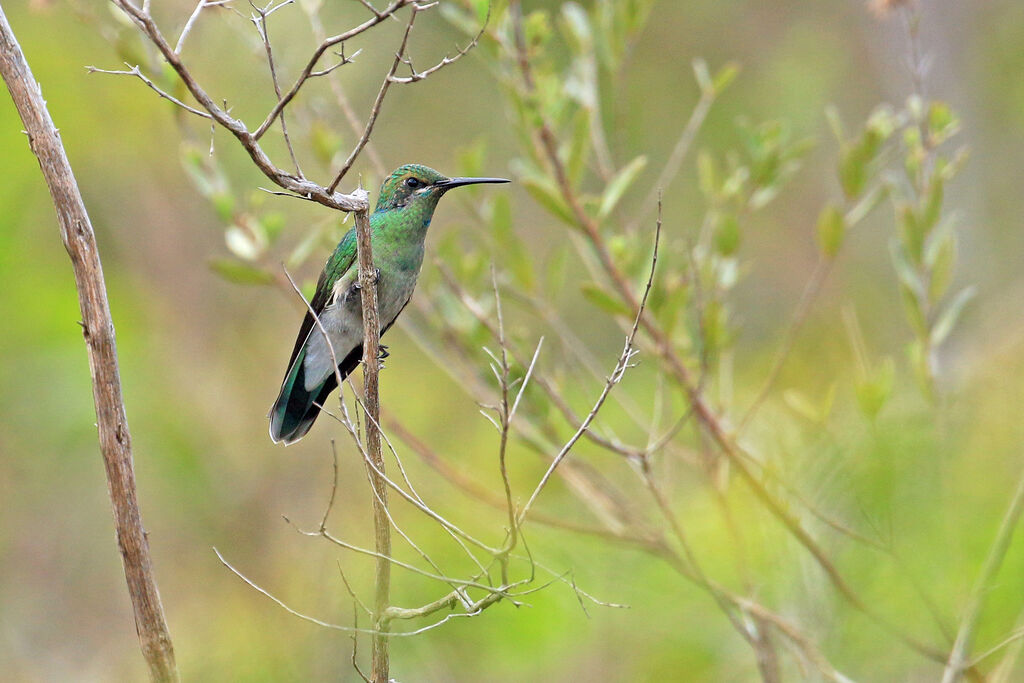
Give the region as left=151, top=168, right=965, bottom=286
left=269, top=345, right=363, bottom=444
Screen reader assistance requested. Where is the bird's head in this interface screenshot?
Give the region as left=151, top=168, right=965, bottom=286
left=374, top=164, right=509, bottom=213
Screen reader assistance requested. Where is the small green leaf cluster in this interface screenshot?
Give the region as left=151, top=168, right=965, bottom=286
left=885, top=97, right=971, bottom=400
left=180, top=143, right=344, bottom=293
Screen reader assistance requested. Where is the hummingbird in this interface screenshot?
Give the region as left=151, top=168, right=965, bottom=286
left=269, top=164, right=509, bottom=444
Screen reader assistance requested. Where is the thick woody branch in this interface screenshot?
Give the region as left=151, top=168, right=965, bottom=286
left=0, top=7, right=178, bottom=682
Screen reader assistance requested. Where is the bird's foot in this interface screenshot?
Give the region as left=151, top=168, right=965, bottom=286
left=378, top=344, right=390, bottom=360
left=353, top=269, right=381, bottom=289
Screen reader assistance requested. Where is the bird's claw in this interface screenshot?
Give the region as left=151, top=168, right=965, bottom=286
left=378, top=344, right=390, bottom=360
left=353, top=269, right=381, bottom=290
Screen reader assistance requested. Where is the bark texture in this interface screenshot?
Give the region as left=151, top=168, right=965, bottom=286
left=0, top=7, right=178, bottom=682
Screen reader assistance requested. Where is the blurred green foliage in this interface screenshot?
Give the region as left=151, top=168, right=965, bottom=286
left=2, top=0, right=1024, bottom=681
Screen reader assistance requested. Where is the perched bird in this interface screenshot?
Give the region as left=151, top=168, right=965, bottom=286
left=269, top=164, right=509, bottom=444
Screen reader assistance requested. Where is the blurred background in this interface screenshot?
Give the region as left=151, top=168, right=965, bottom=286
left=2, top=0, right=1024, bottom=680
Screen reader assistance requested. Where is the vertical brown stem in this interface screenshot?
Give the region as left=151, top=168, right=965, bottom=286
left=0, top=7, right=178, bottom=682
left=353, top=208, right=390, bottom=682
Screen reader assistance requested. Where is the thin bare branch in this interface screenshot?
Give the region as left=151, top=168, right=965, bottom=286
left=388, top=3, right=488, bottom=84
left=214, top=548, right=500, bottom=637
left=251, top=0, right=303, bottom=177
left=87, top=64, right=212, bottom=119
left=253, top=0, right=413, bottom=141
left=327, top=5, right=420, bottom=192
left=517, top=200, right=661, bottom=525
left=319, top=440, right=341, bottom=531
left=625, top=76, right=717, bottom=234
left=108, top=0, right=369, bottom=212
left=175, top=0, right=234, bottom=54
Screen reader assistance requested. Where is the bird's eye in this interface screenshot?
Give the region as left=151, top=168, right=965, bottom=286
left=405, top=177, right=421, bottom=189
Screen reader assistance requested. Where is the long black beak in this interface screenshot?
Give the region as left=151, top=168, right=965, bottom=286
left=435, top=176, right=510, bottom=189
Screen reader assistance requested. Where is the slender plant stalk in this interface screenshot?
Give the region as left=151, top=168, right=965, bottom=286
left=941, top=470, right=1024, bottom=683
left=0, top=7, right=178, bottom=681
left=353, top=207, right=390, bottom=682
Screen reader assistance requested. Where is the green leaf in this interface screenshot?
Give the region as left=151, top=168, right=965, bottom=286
left=722, top=166, right=750, bottom=202
left=903, top=126, right=923, bottom=180
left=581, top=282, right=630, bottom=317
left=784, top=389, right=821, bottom=422
left=471, top=0, right=490, bottom=25
left=113, top=32, right=150, bottom=73
left=566, top=108, right=591, bottom=186
left=310, top=119, right=341, bottom=166
left=865, top=104, right=897, bottom=141
left=181, top=146, right=213, bottom=197
left=839, top=142, right=867, bottom=199
left=598, top=155, right=647, bottom=219
left=937, top=146, right=970, bottom=182
left=521, top=175, right=577, bottom=227
left=890, top=240, right=922, bottom=296
left=654, top=276, right=689, bottom=336
left=749, top=185, right=780, bottom=210
left=712, top=61, right=740, bottom=94
left=926, top=229, right=956, bottom=304
left=713, top=213, right=740, bottom=256
left=906, top=339, right=935, bottom=402
left=931, top=286, right=975, bottom=345
left=899, top=203, right=926, bottom=264
left=816, top=203, right=846, bottom=259
left=855, top=357, right=894, bottom=419
left=439, top=4, right=480, bottom=36
left=524, top=10, right=553, bottom=50
left=927, top=101, right=960, bottom=144
left=692, top=58, right=712, bottom=93
left=560, top=3, right=593, bottom=52
left=697, top=149, right=718, bottom=199
left=261, top=212, right=286, bottom=244
left=546, top=246, right=569, bottom=294
left=899, top=281, right=928, bottom=339
left=209, top=259, right=274, bottom=286
left=920, top=176, right=944, bottom=233
left=701, top=300, right=730, bottom=352
left=824, top=105, right=844, bottom=144
left=211, top=191, right=235, bottom=224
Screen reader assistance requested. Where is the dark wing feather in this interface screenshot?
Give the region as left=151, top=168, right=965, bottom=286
left=287, top=227, right=358, bottom=367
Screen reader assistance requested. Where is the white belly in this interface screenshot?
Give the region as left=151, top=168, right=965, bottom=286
left=302, top=268, right=416, bottom=391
